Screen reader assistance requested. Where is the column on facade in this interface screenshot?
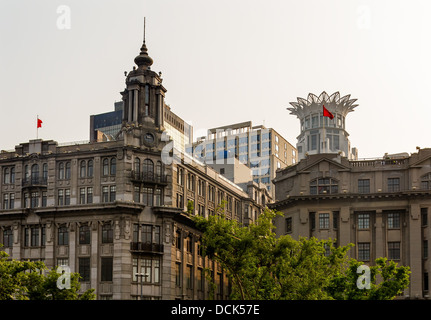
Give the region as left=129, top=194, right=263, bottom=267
left=374, top=209, right=384, bottom=259
left=409, top=204, right=423, bottom=298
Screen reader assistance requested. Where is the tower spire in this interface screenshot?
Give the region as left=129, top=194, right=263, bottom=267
left=143, top=17, right=146, bottom=44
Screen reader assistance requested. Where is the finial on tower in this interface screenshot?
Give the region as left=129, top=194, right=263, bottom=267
left=134, top=17, right=153, bottom=68
left=143, top=17, right=146, bottom=43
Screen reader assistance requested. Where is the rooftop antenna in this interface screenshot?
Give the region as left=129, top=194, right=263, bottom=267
left=143, top=17, right=146, bottom=43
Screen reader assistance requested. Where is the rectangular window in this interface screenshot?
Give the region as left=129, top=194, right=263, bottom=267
left=31, top=226, right=39, bottom=247
left=24, top=227, right=29, bottom=247
left=154, top=259, right=160, bottom=283
left=110, top=185, right=116, bottom=202
left=134, top=186, right=140, bottom=203
left=387, top=178, right=400, bottom=192
left=102, top=224, right=113, bottom=244
left=87, top=187, right=93, bottom=204
left=132, top=258, right=138, bottom=282
left=3, top=194, right=8, bottom=210
left=31, top=192, right=39, bottom=208
left=358, top=243, right=370, bottom=261
left=421, top=208, right=428, bottom=227
left=143, top=188, right=153, bottom=206
left=102, top=186, right=109, bottom=203
left=58, top=226, right=69, bottom=246
left=41, top=192, right=46, bottom=207
left=425, top=273, right=429, bottom=291
left=141, top=258, right=152, bottom=283
left=80, top=188, right=86, bottom=205
left=154, top=188, right=161, bottom=206
left=358, top=179, right=370, bottom=193
left=58, top=189, right=64, bottom=206
left=101, top=257, right=113, bottom=282
left=141, top=225, right=152, bottom=244
left=3, top=228, right=13, bottom=247
left=186, top=265, right=193, bottom=289
left=65, top=189, right=70, bottom=205
left=285, top=217, right=292, bottom=233
left=358, top=213, right=370, bottom=229
left=79, top=258, right=91, bottom=282
left=388, top=212, right=400, bottom=229
left=175, top=263, right=181, bottom=287
left=310, top=212, right=316, bottom=230
left=388, top=242, right=400, bottom=260
left=333, top=211, right=339, bottom=229
left=319, top=213, right=329, bottom=229
left=79, top=225, right=91, bottom=245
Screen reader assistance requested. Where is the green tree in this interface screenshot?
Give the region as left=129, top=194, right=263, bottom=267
left=193, top=208, right=410, bottom=300
left=0, top=246, right=95, bottom=300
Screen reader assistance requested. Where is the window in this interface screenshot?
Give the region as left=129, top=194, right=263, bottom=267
left=143, top=159, right=154, bottom=179
left=30, top=226, right=39, bottom=247
left=176, top=193, right=184, bottom=208
left=110, top=158, right=116, bottom=175
left=87, top=187, right=93, bottom=204
left=3, top=194, right=8, bottom=210
left=65, top=189, right=70, bottom=205
left=310, top=212, right=316, bottom=230
left=358, top=243, right=370, bottom=261
left=424, top=240, right=428, bottom=259
left=132, top=257, right=160, bottom=283
left=333, top=211, right=339, bottom=229
left=58, top=162, right=65, bottom=179
left=102, top=223, right=113, bottom=244
left=65, top=162, right=71, bottom=180
left=110, top=185, right=116, bottom=202
left=387, top=212, right=400, bottom=229
left=154, top=188, right=162, bottom=206
left=310, top=178, right=339, bottom=195
left=9, top=193, right=14, bottom=209
left=285, top=217, right=292, bottom=233
left=186, top=235, right=193, bottom=253
left=101, top=257, right=113, bottom=282
left=87, top=160, right=93, bottom=177
left=30, top=192, right=39, bottom=208
left=197, top=268, right=204, bottom=291
left=58, top=226, right=69, bottom=245
left=103, top=158, right=109, bottom=176
left=425, top=273, right=429, bottom=292
left=142, top=187, right=153, bottom=206
left=422, top=208, right=428, bottom=227
left=175, top=263, right=181, bottom=287
left=358, top=179, right=370, bottom=193
left=79, top=258, right=91, bottom=282
left=177, top=168, right=184, bottom=186
left=3, top=168, right=9, bottom=184
left=134, top=158, right=141, bottom=175
left=58, top=189, right=64, bottom=206
left=358, top=213, right=370, bottom=229
left=176, top=230, right=182, bottom=250
left=141, top=225, right=152, bottom=244
left=319, top=213, right=330, bottom=229
left=421, top=173, right=431, bottom=190
left=80, top=160, right=86, bottom=178
left=3, top=228, right=13, bottom=247
left=80, top=188, right=86, bottom=204
left=10, top=167, right=15, bottom=184
left=387, top=178, right=400, bottom=192
left=102, top=186, right=109, bottom=203
left=142, top=258, right=152, bottom=283
left=186, top=265, right=193, bottom=289
left=388, top=242, right=400, bottom=260
left=79, top=225, right=91, bottom=245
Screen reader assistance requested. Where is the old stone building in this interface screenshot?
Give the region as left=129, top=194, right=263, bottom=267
left=0, top=38, right=270, bottom=300
left=271, top=91, right=431, bottom=299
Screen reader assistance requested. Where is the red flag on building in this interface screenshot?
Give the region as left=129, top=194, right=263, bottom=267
left=323, top=105, right=334, bottom=119
left=37, top=117, right=43, bottom=128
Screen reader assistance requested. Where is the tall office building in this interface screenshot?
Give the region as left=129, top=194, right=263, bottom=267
left=0, top=37, right=268, bottom=300
left=186, top=121, right=297, bottom=198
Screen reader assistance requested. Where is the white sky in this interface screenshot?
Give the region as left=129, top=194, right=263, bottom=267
left=0, top=0, right=430, bottom=159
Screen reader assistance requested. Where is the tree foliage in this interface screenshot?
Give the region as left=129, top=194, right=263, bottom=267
left=193, top=208, right=410, bottom=300
left=0, top=246, right=95, bottom=300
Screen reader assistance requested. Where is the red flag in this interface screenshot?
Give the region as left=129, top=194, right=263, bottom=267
left=37, top=118, right=43, bottom=128
left=322, top=105, right=334, bottom=119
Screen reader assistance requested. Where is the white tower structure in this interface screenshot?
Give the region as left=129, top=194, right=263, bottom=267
left=287, top=91, right=359, bottom=161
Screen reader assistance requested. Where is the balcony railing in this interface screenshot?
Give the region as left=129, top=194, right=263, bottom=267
left=130, top=171, right=168, bottom=184
left=22, top=177, right=48, bottom=187
left=130, top=242, right=164, bottom=253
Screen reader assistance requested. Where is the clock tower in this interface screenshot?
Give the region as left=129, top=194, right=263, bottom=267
left=119, top=36, right=167, bottom=149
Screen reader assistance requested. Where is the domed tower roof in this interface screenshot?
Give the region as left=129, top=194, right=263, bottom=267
left=134, top=41, right=153, bottom=68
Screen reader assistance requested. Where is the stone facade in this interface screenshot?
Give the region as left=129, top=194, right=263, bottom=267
left=270, top=150, right=431, bottom=299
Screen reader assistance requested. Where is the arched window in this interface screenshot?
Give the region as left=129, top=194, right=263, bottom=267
left=110, top=158, right=116, bottom=175
left=42, top=163, right=48, bottom=181
left=80, top=160, right=86, bottom=178
left=421, top=173, right=431, bottom=190
left=31, top=164, right=39, bottom=182
left=143, top=159, right=154, bottom=179
left=65, top=162, right=71, bottom=179
left=10, top=167, right=15, bottom=183
left=134, top=158, right=141, bottom=175
left=87, top=160, right=93, bottom=177
left=156, top=161, right=162, bottom=179
left=58, top=162, right=64, bottom=179
left=103, top=158, right=109, bottom=176
left=3, top=168, right=9, bottom=184
left=310, top=178, right=339, bottom=195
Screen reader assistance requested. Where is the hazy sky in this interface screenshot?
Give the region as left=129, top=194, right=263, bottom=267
left=1, top=0, right=430, bottom=158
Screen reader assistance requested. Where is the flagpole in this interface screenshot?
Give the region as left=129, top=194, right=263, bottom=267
left=37, top=115, right=39, bottom=139
left=322, top=107, right=325, bottom=153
